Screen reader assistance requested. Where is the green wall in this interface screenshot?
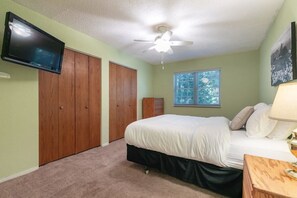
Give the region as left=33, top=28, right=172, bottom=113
left=153, top=50, right=259, bottom=119
left=259, top=0, right=297, bottom=103
left=1, top=0, right=295, bottom=182
left=0, top=0, right=153, bottom=180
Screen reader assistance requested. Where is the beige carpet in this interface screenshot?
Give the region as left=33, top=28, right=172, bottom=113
left=0, top=139, right=224, bottom=198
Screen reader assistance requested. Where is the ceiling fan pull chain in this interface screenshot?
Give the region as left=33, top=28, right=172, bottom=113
left=161, top=53, right=165, bottom=70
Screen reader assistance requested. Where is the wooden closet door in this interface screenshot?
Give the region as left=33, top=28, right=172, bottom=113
left=123, top=68, right=137, bottom=132
left=109, top=63, right=137, bottom=142
left=39, top=71, right=59, bottom=165
left=116, top=65, right=125, bottom=139
left=130, top=69, right=137, bottom=123
left=123, top=67, right=130, bottom=132
left=58, top=49, right=75, bottom=158
left=109, top=63, right=117, bottom=142
left=75, top=52, right=90, bottom=153
left=89, top=56, right=101, bottom=148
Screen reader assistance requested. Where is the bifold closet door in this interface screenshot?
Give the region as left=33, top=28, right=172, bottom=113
left=58, top=49, right=75, bottom=158
left=109, top=62, right=125, bottom=141
left=115, top=65, right=125, bottom=139
left=75, top=53, right=101, bottom=152
left=39, top=71, right=59, bottom=165
left=89, top=56, right=101, bottom=148
left=123, top=68, right=137, bottom=130
left=75, top=53, right=90, bottom=153
left=39, top=49, right=76, bottom=165
left=109, top=62, right=137, bottom=142
left=109, top=63, right=117, bottom=142
left=40, top=48, right=101, bottom=165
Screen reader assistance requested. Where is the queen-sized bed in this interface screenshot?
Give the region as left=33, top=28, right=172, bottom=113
left=125, top=112, right=296, bottom=197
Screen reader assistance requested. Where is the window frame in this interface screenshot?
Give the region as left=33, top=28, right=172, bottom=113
left=173, top=68, right=221, bottom=108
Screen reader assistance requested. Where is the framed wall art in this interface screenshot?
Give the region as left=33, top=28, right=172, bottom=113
left=271, top=22, right=296, bottom=86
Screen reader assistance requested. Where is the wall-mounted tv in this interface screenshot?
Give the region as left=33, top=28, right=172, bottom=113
left=1, top=12, right=65, bottom=74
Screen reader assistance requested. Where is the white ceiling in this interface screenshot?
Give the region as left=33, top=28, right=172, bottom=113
left=13, top=0, right=284, bottom=65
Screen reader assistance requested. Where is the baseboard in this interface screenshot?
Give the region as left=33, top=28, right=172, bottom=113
left=0, top=166, right=39, bottom=183
left=101, top=142, right=109, bottom=147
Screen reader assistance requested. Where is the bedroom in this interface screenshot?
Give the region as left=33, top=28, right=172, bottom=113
left=0, top=0, right=297, bottom=197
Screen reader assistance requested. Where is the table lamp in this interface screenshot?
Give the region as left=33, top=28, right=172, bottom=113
left=270, top=82, right=297, bottom=179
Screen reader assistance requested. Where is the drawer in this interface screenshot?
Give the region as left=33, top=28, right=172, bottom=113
left=155, top=108, right=164, bottom=116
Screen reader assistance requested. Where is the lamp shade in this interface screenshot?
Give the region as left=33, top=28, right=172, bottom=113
left=270, top=82, right=297, bottom=122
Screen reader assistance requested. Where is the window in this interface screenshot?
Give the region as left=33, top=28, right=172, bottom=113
left=174, top=69, right=220, bottom=107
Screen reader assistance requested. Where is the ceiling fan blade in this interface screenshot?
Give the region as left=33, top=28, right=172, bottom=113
left=170, top=41, right=193, bottom=46
left=142, top=45, right=156, bottom=53
left=148, top=45, right=156, bottom=51
left=161, top=31, right=172, bottom=41
left=134, top=39, right=154, bottom=43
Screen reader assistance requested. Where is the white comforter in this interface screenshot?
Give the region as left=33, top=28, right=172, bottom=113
left=125, top=114, right=231, bottom=167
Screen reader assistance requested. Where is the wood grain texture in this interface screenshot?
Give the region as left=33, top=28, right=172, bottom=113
left=142, top=98, right=164, bottom=118
left=115, top=64, right=125, bottom=139
left=243, top=154, right=297, bottom=198
left=39, top=49, right=102, bottom=165
left=58, top=49, right=75, bottom=158
left=130, top=69, right=137, bottom=124
left=243, top=159, right=253, bottom=198
left=109, top=63, right=137, bottom=142
left=123, top=67, right=137, bottom=136
left=88, top=56, right=101, bottom=148
left=109, top=63, right=117, bottom=142
left=39, top=70, right=59, bottom=165
left=75, top=52, right=90, bottom=153
left=123, top=67, right=131, bottom=133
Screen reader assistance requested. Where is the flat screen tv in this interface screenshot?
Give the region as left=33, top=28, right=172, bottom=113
left=1, top=12, right=65, bottom=74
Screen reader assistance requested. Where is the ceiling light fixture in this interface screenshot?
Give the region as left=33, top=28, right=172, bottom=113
left=134, top=25, right=193, bottom=57
left=154, top=38, right=171, bottom=53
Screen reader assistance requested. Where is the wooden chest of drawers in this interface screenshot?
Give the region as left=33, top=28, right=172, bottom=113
left=142, top=98, right=164, bottom=119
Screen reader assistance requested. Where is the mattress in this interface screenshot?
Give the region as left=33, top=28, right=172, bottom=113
left=126, top=114, right=296, bottom=170
left=226, top=130, right=296, bottom=169
left=125, top=114, right=231, bottom=167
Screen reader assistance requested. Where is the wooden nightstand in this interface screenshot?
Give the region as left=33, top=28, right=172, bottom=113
left=243, top=154, right=297, bottom=198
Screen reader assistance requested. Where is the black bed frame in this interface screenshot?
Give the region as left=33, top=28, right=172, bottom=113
left=127, top=144, right=242, bottom=198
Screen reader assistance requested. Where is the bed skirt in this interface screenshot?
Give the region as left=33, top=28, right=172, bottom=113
left=127, top=144, right=242, bottom=198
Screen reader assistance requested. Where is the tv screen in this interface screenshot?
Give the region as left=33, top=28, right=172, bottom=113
left=1, top=12, right=65, bottom=74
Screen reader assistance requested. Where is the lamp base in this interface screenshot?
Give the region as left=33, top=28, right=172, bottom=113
left=285, top=169, right=297, bottom=179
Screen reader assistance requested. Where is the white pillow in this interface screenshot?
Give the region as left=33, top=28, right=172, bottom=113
left=254, top=102, right=268, bottom=111
left=246, top=106, right=277, bottom=138
left=267, top=121, right=297, bottom=140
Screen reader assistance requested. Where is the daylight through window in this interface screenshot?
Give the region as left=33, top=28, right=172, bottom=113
left=174, top=69, right=220, bottom=107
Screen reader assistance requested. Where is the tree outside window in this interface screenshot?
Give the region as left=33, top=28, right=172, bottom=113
left=174, top=69, right=220, bottom=107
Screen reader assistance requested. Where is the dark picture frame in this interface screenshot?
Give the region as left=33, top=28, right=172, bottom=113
left=271, top=22, right=296, bottom=86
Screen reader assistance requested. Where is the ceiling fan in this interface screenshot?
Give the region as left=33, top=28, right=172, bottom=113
left=134, top=25, right=193, bottom=54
